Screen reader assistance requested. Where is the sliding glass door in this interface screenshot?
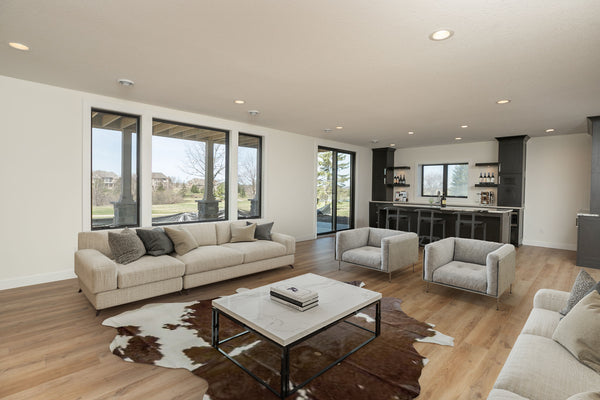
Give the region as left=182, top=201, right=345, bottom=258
left=317, top=147, right=355, bottom=235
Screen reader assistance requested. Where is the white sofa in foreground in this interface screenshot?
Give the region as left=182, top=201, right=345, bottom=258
left=75, top=221, right=295, bottom=312
left=488, top=289, right=600, bottom=400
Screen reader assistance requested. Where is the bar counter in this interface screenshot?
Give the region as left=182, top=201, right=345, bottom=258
left=369, top=201, right=513, bottom=244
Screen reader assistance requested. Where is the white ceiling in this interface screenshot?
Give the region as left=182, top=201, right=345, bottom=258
left=1, top=0, right=599, bottom=148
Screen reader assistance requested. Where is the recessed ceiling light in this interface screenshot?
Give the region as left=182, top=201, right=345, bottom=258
left=545, top=128, right=555, bottom=133
left=335, top=126, right=343, bottom=130
left=429, top=29, right=454, bottom=41
left=461, top=125, right=469, bottom=128
left=390, top=143, right=396, bottom=147
left=455, top=137, right=462, bottom=140
left=408, top=131, right=415, bottom=135
left=496, top=99, right=511, bottom=104
left=117, top=78, right=134, bottom=86
left=8, top=42, right=29, bottom=51
left=234, top=100, right=245, bottom=104
left=248, top=110, right=260, bottom=116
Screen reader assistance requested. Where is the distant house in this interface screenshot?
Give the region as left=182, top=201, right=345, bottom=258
left=92, top=170, right=119, bottom=189
left=152, top=172, right=172, bottom=190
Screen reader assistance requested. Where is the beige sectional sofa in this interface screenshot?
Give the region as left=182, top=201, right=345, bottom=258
left=488, top=289, right=600, bottom=399
left=75, top=221, right=295, bottom=312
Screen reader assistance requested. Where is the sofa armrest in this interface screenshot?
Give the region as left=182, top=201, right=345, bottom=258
left=335, top=228, right=369, bottom=261
left=533, top=288, right=570, bottom=312
left=74, top=249, right=117, bottom=293
left=423, top=237, right=455, bottom=281
left=486, top=244, right=516, bottom=296
left=271, top=232, right=296, bottom=255
left=381, top=232, right=418, bottom=272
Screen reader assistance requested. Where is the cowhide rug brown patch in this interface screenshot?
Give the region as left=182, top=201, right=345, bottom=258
left=103, top=297, right=451, bottom=400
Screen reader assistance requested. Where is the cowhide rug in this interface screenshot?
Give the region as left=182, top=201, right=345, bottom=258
left=103, top=297, right=452, bottom=400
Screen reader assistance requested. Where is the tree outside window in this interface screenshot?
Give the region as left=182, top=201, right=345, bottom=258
left=421, top=163, right=468, bottom=198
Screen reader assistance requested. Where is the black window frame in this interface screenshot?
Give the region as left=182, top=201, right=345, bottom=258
left=420, top=162, right=468, bottom=198
left=91, top=108, right=141, bottom=230
left=237, top=132, right=262, bottom=220
left=151, top=118, right=230, bottom=226
left=316, top=146, right=356, bottom=235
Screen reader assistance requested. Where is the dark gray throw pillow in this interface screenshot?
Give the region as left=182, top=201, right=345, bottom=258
left=136, top=228, right=174, bottom=256
left=108, top=228, right=146, bottom=265
left=560, top=269, right=597, bottom=316
left=248, top=221, right=274, bottom=240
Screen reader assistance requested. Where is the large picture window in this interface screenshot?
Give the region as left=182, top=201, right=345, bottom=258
left=238, top=133, right=262, bottom=219
left=91, top=110, right=139, bottom=229
left=421, top=163, right=468, bottom=198
left=152, top=119, right=228, bottom=224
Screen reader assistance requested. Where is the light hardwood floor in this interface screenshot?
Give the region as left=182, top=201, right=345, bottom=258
left=1, top=237, right=599, bottom=400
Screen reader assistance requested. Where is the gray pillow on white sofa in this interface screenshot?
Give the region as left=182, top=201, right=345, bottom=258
left=108, top=228, right=146, bottom=265
left=560, top=270, right=597, bottom=316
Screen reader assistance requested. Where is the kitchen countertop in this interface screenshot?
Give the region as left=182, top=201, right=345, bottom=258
left=370, top=201, right=516, bottom=213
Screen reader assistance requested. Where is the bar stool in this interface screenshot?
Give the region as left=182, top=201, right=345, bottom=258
left=382, top=206, right=411, bottom=231
left=455, top=211, right=487, bottom=240
left=416, top=209, right=446, bottom=245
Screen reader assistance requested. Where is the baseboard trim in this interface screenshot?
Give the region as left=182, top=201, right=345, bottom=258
left=0, top=269, right=76, bottom=291
left=521, top=240, right=576, bottom=251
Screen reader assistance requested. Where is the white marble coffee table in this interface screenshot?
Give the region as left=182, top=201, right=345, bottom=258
left=211, top=273, right=382, bottom=398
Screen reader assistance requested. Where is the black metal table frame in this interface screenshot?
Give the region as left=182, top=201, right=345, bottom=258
left=211, top=299, right=381, bottom=399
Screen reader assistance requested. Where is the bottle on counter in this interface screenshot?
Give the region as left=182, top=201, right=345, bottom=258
left=441, top=192, right=447, bottom=208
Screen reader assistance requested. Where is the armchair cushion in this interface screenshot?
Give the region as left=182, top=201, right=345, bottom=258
left=341, top=246, right=381, bottom=269
left=454, top=237, right=502, bottom=265
left=432, top=261, right=487, bottom=293
left=367, top=228, right=402, bottom=247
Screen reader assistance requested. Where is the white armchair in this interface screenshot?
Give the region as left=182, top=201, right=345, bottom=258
left=423, top=237, right=516, bottom=309
left=335, top=227, right=419, bottom=281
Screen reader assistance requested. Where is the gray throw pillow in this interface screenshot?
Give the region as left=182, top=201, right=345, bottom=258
left=231, top=223, right=256, bottom=243
left=136, top=228, right=174, bottom=256
left=108, top=228, right=146, bottom=265
left=560, top=270, right=597, bottom=316
left=553, top=285, right=600, bottom=373
left=247, top=221, right=274, bottom=240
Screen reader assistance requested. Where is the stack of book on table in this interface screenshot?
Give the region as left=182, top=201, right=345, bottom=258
left=270, top=284, right=318, bottom=311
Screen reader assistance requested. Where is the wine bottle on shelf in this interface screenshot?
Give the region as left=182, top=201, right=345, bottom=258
left=491, top=173, right=495, bottom=184
left=479, top=172, right=482, bottom=183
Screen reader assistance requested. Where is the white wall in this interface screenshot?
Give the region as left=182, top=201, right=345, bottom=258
left=392, top=135, right=592, bottom=250
left=393, top=141, right=499, bottom=206
left=0, top=75, right=371, bottom=288
left=523, top=134, right=591, bottom=250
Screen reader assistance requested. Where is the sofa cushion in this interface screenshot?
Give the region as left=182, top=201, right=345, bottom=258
left=164, top=227, right=199, bottom=255
left=432, top=261, right=487, bottom=293
left=185, top=223, right=217, bottom=247
left=560, top=269, right=597, bottom=316
left=487, top=389, right=529, bottom=400
left=567, top=392, right=600, bottom=400
left=222, top=240, right=287, bottom=264
left=367, top=228, right=402, bottom=247
left=116, top=255, right=185, bottom=288
left=341, top=246, right=381, bottom=269
left=454, top=237, right=501, bottom=265
left=135, top=228, right=174, bottom=256
left=553, top=288, right=600, bottom=373
left=493, top=334, right=600, bottom=400
left=78, top=230, right=112, bottom=258
left=231, top=223, right=256, bottom=243
left=177, top=245, right=244, bottom=274
left=520, top=308, right=561, bottom=339
left=108, top=228, right=146, bottom=265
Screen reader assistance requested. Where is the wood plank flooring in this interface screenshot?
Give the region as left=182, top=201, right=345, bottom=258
left=1, top=237, right=598, bottom=400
